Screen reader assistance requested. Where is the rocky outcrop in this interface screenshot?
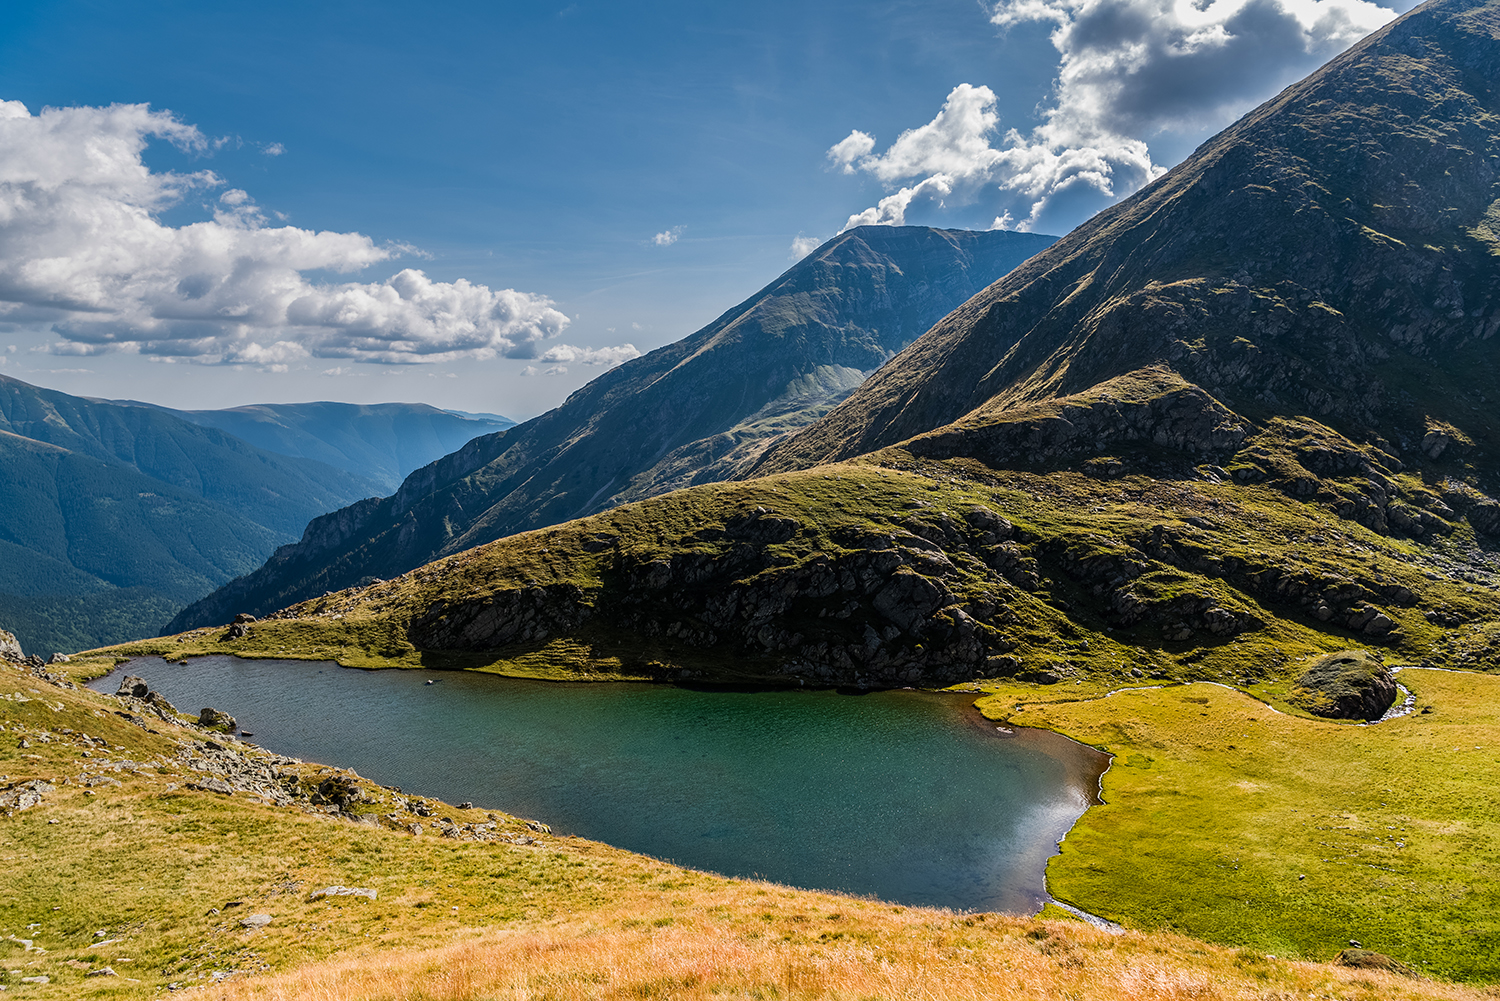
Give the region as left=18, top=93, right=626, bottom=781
left=0, top=779, right=54, bottom=816
left=1293, top=650, right=1399, bottom=720
left=900, top=376, right=1249, bottom=473
left=410, top=584, right=595, bottom=649
left=114, top=676, right=186, bottom=723
left=198, top=708, right=238, bottom=733
left=0, top=627, right=21, bottom=661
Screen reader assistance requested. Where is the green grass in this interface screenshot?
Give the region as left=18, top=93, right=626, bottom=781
left=978, top=668, right=1500, bottom=981
left=70, top=454, right=1500, bottom=696
left=11, top=661, right=1487, bottom=1000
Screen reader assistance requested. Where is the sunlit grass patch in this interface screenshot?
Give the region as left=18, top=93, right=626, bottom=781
left=981, top=669, right=1500, bottom=980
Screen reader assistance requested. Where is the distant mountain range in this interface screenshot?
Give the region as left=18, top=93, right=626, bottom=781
left=98, top=399, right=514, bottom=493
left=168, top=226, right=1057, bottom=630
left=0, top=375, right=510, bottom=654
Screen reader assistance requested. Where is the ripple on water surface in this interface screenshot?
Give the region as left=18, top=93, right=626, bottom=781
left=95, top=657, right=1107, bottom=914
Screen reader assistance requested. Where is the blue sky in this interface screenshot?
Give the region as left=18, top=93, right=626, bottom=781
left=0, top=0, right=1410, bottom=419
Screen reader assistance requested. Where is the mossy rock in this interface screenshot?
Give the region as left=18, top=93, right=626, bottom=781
left=1291, top=650, right=1397, bottom=720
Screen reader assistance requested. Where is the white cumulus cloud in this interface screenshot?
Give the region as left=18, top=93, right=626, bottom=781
left=0, top=99, right=591, bottom=367
left=833, top=0, right=1402, bottom=234
left=789, top=234, right=822, bottom=260
left=538, top=343, right=641, bottom=367
left=652, top=225, right=684, bottom=246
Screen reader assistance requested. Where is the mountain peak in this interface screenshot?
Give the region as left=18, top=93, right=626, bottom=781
left=756, top=0, right=1500, bottom=475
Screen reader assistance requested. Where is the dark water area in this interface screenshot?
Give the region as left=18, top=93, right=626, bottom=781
left=93, top=657, right=1107, bottom=914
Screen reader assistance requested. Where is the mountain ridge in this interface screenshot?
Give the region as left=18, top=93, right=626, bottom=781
left=753, top=0, right=1500, bottom=477
left=167, top=225, right=1057, bottom=631
left=97, top=398, right=514, bottom=493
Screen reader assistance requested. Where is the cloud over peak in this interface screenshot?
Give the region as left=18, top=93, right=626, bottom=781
left=0, top=99, right=579, bottom=367
left=832, top=0, right=1401, bottom=234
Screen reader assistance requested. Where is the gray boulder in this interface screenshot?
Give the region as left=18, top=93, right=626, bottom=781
left=0, top=627, right=22, bottom=661
left=199, top=708, right=238, bottom=733
left=116, top=675, right=150, bottom=699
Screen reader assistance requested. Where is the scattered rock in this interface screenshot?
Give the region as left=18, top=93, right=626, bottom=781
left=221, top=622, right=252, bottom=640
left=0, top=779, right=55, bottom=815
left=1292, top=650, right=1398, bottom=720
left=1333, top=948, right=1417, bottom=977
left=198, top=708, right=238, bottom=733
left=19, top=975, right=49, bottom=984
left=240, top=914, right=272, bottom=929
left=233, top=613, right=258, bottom=624
left=47, top=653, right=70, bottom=665
left=309, top=886, right=377, bottom=901
left=188, top=776, right=236, bottom=796
left=85, top=966, right=117, bottom=977
left=116, top=675, right=150, bottom=699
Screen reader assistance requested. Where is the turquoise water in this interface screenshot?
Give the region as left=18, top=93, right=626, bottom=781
left=96, top=657, right=1106, bottom=914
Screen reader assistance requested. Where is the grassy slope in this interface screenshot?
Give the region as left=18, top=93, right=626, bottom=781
left=63, top=452, right=1500, bottom=982
left=93, top=459, right=1500, bottom=694
left=1, top=659, right=1489, bottom=1000
left=979, top=669, right=1500, bottom=981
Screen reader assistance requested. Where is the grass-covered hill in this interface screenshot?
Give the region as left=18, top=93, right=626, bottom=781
left=0, top=375, right=390, bottom=655
left=4, top=654, right=1489, bottom=999
left=103, top=399, right=513, bottom=493
left=167, top=226, right=1056, bottom=633
left=74, top=457, right=1500, bottom=978
left=755, top=0, right=1500, bottom=490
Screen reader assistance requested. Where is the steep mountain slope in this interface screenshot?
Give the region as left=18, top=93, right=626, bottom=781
left=0, top=375, right=390, bottom=653
left=755, top=0, right=1500, bottom=483
left=169, top=225, right=1055, bottom=629
left=104, top=399, right=513, bottom=493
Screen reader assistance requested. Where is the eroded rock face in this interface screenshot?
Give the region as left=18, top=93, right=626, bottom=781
left=1293, top=650, right=1398, bottom=720
left=409, top=583, right=594, bottom=649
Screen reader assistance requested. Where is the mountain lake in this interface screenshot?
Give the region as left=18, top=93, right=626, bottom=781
left=93, top=656, right=1108, bottom=914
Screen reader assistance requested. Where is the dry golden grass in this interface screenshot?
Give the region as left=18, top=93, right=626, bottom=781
left=210, top=887, right=1490, bottom=1001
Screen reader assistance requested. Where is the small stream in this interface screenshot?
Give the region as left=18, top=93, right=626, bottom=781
left=95, top=656, right=1108, bottom=914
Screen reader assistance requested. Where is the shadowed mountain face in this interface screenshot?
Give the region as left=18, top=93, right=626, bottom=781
left=102, top=400, right=514, bottom=493
left=0, top=375, right=395, bottom=654
left=0, top=375, right=383, bottom=537
left=167, top=226, right=1056, bottom=630
left=755, top=0, right=1500, bottom=478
